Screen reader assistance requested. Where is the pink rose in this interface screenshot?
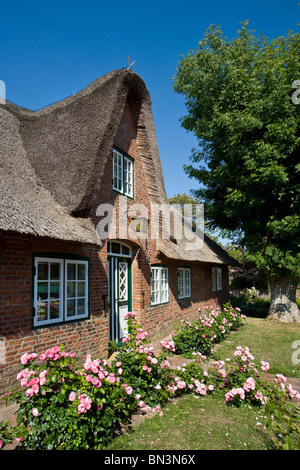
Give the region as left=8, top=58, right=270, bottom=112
left=92, top=377, right=101, bottom=388
left=77, top=403, right=86, bottom=414
left=32, top=408, right=40, bottom=416
left=21, top=353, right=30, bottom=365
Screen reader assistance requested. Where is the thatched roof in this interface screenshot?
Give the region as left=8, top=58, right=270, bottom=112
left=0, top=68, right=238, bottom=265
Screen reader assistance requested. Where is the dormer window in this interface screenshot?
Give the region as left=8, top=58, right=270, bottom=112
left=113, top=148, right=134, bottom=198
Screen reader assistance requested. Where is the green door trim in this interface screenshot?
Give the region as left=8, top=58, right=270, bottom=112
left=108, top=254, right=132, bottom=345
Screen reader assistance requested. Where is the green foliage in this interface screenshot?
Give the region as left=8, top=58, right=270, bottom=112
left=265, top=400, right=300, bottom=450
left=0, top=347, right=139, bottom=450
left=173, top=22, right=300, bottom=280
left=211, top=344, right=300, bottom=449
left=111, top=314, right=175, bottom=407
left=171, top=304, right=245, bottom=357
left=1, top=310, right=299, bottom=450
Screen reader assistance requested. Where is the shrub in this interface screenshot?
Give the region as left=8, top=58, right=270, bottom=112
left=111, top=312, right=176, bottom=409
left=0, top=312, right=199, bottom=449
left=211, top=345, right=300, bottom=448
left=0, top=346, right=140, bottom=449
left=2, top=309, right=297, bottom=450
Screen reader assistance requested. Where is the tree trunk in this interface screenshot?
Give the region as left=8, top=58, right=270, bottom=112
left=267, top=275, right=300, bottom=322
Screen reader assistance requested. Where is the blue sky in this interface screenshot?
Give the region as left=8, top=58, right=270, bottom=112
left=1, top=0, right=299, bottom=198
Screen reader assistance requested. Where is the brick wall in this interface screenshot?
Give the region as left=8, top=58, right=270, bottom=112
left=0, top=232, right=109, bottom=396
left=137, top=257, right=229, bottom=340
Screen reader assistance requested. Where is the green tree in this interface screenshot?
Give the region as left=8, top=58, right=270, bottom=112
left=173, top=22, right=300, bottom=322
left=168, top=192, right=225, bottom=243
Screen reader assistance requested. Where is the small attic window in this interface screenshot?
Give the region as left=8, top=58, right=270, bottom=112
left=113, top=148, right=134, bottom=198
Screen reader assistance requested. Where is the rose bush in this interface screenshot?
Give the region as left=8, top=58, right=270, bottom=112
left=1, top=307, right=299, bottom=450
left=0, top=345, right=141, bottom=449
left=171, top=304, right=246, bottom=357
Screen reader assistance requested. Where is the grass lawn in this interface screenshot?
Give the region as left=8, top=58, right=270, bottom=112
left=105, top=392, right=271, bottom=451
left=104, top=317, right=300, bottom=451
left=213, top=317, right=300, bottom=379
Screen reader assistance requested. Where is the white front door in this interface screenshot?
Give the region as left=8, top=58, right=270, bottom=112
left=108, top=255, right=131, bottom=344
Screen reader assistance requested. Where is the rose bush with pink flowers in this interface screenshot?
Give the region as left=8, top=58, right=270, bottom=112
left=209, top=345, right=299, bottom=408
left=171, top=304, right=246, bottom=358
left=1, top=308, right=299, bottom=450
left=3, top=346, right=141, bottom=449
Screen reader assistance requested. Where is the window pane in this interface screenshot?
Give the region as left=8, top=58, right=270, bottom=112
left=151, top=268, right=159, bottom=304
left=111, top=242, right=121, bottom=254
left=37, top=282, right=48, bottom=300
left=67, top=299, right=76, bottom=317
left=38, top=262, right=48, bottom=281
left=50, top=263, right=60, bottom=280
left=121, top=244, right=130, bottom=255
left=77, top=298, right=86, bottom=316
left=77, top=281, right=86, bottom=297
left=78, top=264, right=86, bottom=280
left=161, top=269, right=168, bottom=302
left=50, top=282, right=60, bottom=299
left=124, top=158, right=133, bottom=197
left=49, top=301, right=60, bottom=319
left=67, top=281, right=76, bottom=298
left=113, top=151, right=122, bottom=191
left=37, top=301, right=48, bottom=322
left=35, top=259, right=63, bottom=326
left=67, top=263, right=76, bottom=281
left=65, top=261, right=88, bottom=318
left=212, top=268, right=217, bottom=291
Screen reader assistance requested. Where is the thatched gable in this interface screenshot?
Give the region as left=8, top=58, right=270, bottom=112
left=0, top=69, right=166, bottom=244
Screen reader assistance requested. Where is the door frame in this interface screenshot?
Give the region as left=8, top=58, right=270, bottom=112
left=107, top=242, right=132, bottom=345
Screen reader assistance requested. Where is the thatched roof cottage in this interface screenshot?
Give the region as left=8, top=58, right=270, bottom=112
left=0, top=69, right=237, bottom=395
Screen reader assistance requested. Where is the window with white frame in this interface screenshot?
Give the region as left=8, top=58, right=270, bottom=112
left=33, top=256, right=89, bottom=327
left=151, top=266, right=169, bottom=305
left=178, top=267, right=191, bottom=299
left=212, top=267, right=222, bottom=291
left=113, top=148, right=134, bottom=198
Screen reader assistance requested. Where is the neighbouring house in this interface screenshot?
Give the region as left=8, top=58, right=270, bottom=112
left=0, top=69, right=238, bottom=396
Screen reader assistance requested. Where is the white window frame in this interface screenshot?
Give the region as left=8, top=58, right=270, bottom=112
left=151, top=266, right=169, bottom=306
left=65, top=260, right=89, bottom=321
left=112, top=148, right=134, bottom=198
left=113, top=149, right=123, bottom=193
left=123, top=156, right=133, bottom=198
left=178, top=267, right=191, bottom=299
left=107, top=241, right=132, bottom=258
left=33, top=257, right=89, bottom=327
left=212, top=267, right=222, bottom=292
